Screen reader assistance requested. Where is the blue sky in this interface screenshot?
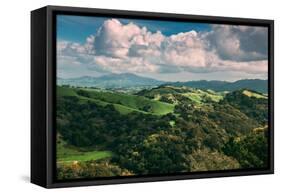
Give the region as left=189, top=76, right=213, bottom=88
left=57, top=15, right=211, bottom=43
left=56, top=15, right=268, bottom=81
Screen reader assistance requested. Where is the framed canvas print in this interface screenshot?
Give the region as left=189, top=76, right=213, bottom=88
left=31, top=5, right=274, bottom=188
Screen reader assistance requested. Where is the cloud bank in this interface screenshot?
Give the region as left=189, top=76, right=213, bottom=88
left=57, top=19, right=268, bottom=78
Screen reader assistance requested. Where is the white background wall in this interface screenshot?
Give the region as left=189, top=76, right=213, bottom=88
left=0, top=0, right=279, bottom=193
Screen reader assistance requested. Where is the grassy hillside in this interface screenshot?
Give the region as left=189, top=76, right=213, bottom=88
left=56, top=85, right=269, bottom=180
left=242, top=90, right=267, bottom=99
left=57, top=86, right=78, bottom=97
left=57, top=137, right=112, bottom=164
left=182, top=88, right=224, bottom=103
left=57, top=86, right=175, bottom=115
left=137, top=85, right=225, bottom=104
left=223, top=89, right=268, bottom=124
left=83, top=88, right=174, bottom=115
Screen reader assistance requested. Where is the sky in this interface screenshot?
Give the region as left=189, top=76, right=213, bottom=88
left=57, top=15, right=268, bottom=82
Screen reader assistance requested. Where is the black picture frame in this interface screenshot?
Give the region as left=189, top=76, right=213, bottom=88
left=31, top=5, right=274, bottom=188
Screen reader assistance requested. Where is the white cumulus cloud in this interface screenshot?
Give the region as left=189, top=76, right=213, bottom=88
left=57, top=19, right=268, bottom=77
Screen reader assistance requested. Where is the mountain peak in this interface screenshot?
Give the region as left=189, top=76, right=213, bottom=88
left=58, top=73, right=164, bottom=88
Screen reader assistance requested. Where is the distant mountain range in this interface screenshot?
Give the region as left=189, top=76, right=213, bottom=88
left=58, top=73, right=164, bottom=88
left=58, top=73, right=267, bottom=93
left=166, top=79, right=268, bottom=93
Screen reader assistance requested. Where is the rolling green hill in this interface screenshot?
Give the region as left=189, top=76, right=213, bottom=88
left=56, top=85, right=269, bottom=179
left=57, top=137, right=112, bottom=164
left=137, top=85, right=225, bottom=104
left=242, top=90, right=267, bottom=99
left=57, top=86, right=175, bottom=115
left=223, top=89, right=268, bottom=124
left=81, top=88, right=174, bottom=115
